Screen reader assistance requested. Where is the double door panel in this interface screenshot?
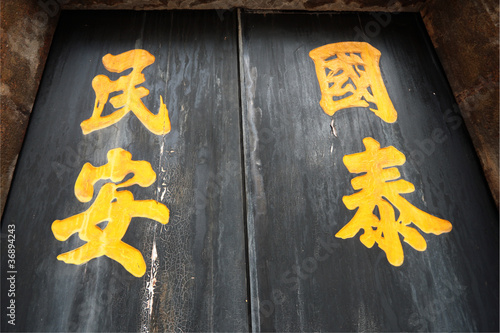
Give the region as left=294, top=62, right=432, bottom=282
left=1, top=10, right=498, bottom=332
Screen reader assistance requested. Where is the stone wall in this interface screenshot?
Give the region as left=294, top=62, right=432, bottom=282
left=1, top=1, right=59, bottom=216
left=421, top=0, right=499, bottom=205
left=1, top=0, right=498, bottom=216
left=62, top=0, right=424, bottom=11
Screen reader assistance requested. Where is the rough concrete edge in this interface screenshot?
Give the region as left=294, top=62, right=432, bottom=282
left=60, top=0, right=424, bottom=12
left=420, top=3, right=499, bottom=208
left=0, top=10, right=60, bottom=219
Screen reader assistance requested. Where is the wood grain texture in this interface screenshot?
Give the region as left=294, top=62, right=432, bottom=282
left=1, top=9, right=498, bottom=332
left=1, top=10, right=248, bottom=332
left=239, top=11, right=498, bottom=332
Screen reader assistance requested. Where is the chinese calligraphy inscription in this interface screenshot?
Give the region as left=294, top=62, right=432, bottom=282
left=337, top=138, right=452, bottom=266
left=309, top=42, right=397, bottom=123
left=54, top=49, right=171, bottom=277
left=81, top=49, right=171, bottom=135
left=52, top=148, right=169, bottom=277
left=310, top=42, right=452, bottom=266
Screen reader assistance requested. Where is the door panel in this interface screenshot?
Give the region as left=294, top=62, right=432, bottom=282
left=1, top=10, right=248, bottom=332
left=240, top=11, right=498, bottom=332
left=1, top=9, right=498, bottom=333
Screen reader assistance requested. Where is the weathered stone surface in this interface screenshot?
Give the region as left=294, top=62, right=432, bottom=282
left=61, top=0, right=424, bottom=11
left=421, top=0, right=499, bottom=205
left=0, top=0, right=59, bottom=216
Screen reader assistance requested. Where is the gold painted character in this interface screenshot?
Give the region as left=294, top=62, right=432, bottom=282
left=309, top=42, right=397, bottom=123
left=52, top=148, right=169, bottom=277
left=81, top=49, right=171, bottom=135
left=336, top=137, right=452, bottom=266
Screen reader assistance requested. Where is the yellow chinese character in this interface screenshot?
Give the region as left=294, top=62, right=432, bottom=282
left=309, top=42, right=397, bottom=123
left=336, top=137, right=452, bottom=266
left=81, top=49, right=171, bottom=135
left=51, top=148, right=169, bottom=277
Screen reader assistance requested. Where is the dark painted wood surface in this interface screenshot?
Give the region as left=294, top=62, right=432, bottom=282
left=1, top=10, right=248, bottom=332
left=2, top=9, right=498, bottom=333
left=239, top=12, right=498, bottom=332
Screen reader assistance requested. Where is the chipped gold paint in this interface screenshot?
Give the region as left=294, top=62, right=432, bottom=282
left=81, top=49, right=171, bottom=135
left=309, top=42, right=397, bottom=123
left=52, top=148, right=169, bottom=277
left=336, top=137, right=452, bottom=266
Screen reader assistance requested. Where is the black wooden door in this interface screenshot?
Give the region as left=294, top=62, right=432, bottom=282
left=240, top=11, right=498, bottom=332
left=2, top=10, right=498, bottom=332
left=1, top=11, right=248, bottom=332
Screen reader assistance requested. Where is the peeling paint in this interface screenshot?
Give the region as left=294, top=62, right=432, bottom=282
left=142, top=238, right=159, bottom=332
